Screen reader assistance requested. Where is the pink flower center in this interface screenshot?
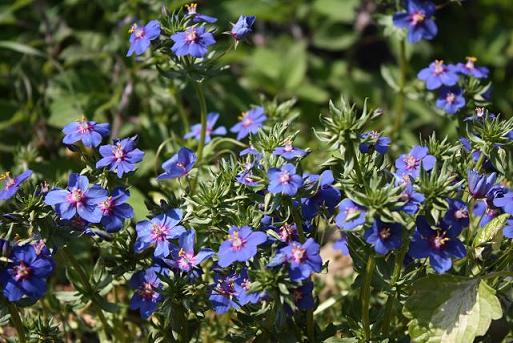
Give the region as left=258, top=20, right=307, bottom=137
left=465, top=56, right=476, bottom=70
left=369, top=130, right=380, bottom=140
left=186, top=29, right=199, bottom=43
left=454, top=208, right=468, bottom=219
left=99, top=196, right=113, bottom=215
left=78, top=120, right=92, bottom=134
left=244, top=174, right=255, bottom=183
left=433, top=60, right=445, bottom=75
left=379, top=227, right=391, bottom=240
left=178, top=248, right=196, bottom=271
left=284, top=144, right=294, bottom=152
left=138, top=282, right=156, bottom=300
left=230, top=231, right=245, bottom=251
left=176, top=161, right=186, bottom=169
left=151, top=223, right=170, bottom=242
left=431, top=232, right=449, bottom=250
left=14, top=262, right=31, bottom=281
left=242, top=117, right=253, bottom=128
left=68, top=188, right=85, bottom=205
left=411, top=11, right=426, bottom=26
left=446, top=92, right=456, bottom=104
left=291, top=245, right=305, bottom=263
left=404, top=155, right=419, bottom=170
left=279, top=171, right=291, bottom=184
left=113, top=144, right=126, bottom=161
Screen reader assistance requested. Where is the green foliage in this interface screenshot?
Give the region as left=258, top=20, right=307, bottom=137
left=404, top=275, right=502, bottom=343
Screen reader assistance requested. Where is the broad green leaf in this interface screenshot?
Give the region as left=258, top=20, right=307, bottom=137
left=473, top=213, right=509, bottom=247
left=380, top=65, right=400, bottom=91
left=313, top=0, right=358, bottom=23
left=281, top=42, right=307, bottom=89
left=127, top=187, right=148, bottom=221
left=404, top=275, right=502, bottom=343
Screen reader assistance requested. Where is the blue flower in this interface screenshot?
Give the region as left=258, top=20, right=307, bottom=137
left=273, top=223, right=299, bottom=243
left=408, top=217, right=466, bottom=274
left=473, top=201, right=501, bottom=228
left=335, top=199, right=366, bottom=230
left=436, top=87, right=465, bottom=114
left=157, top=147, right=197, bottom=180
left=267, top=163, right=303, bottom=196
left=230, top=107, right=267, bottom=140
left=492, top=190, right=513, bottom=215
left=442, top=199, right=469, bottom=231
left=273, top=142, right=307, bottom=160
left=171, top=26, right=215, bottom=58
left=209, top=272, right=240, bottom=314
left=398, top=182, right=425, bottom=214
left=62, top=118, right=110, bottom=148
left=217, top=226, right=267, bottom=268
left=127, top=20, right=161, bottom=56
left=454, top=57, right=489, bottom=79
left=98, top=187, right=134, bottom=232
left=467, top=169, right=496, bottom=199
left=359, top=131, right=391, bottom=154
left=231, top=15, right=256, bottom=40
left=0, top=170, right=32, bottom=201
left=236, top=169, right=260, bottom=187
left=129, top=266, right=165, bottom=319
left=134, top=209, right=186, bottom=258
left=164, top=229, right=213, bottom=278
left=184, top=112, right=226, bottom=144
left=0, top=243, right=55, bottom=302
left=393, top=0, right=437, bottom=43
left=301, top=170, right=341, bottom=220
left=45, top=173, right=108, bottom=223
left=240, top=145, right=262, bottom=160
left=185, top=3, right=217, bottom=23
left=268, top=238, right=322, bottom=282
left=364, top=219, right=402, bottom=255
left=290, top=282, right=314, bottom=311
left=96, top=136, right=144, bottom=178
left=234, top=269, right=265, bottom=306
left=395, top=145, right=436, bottom=178
left=417, top=60, right=459, bottom=90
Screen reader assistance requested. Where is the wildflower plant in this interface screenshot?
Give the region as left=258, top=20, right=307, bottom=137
left=3, top=1, right=513, bottom=343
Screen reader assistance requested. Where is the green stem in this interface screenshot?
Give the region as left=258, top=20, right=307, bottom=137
left=190, top=81, right=207, bottom=192
left=380, top=233, right=411, bottom=336
left=61, top=248, right=110, bottom=339
left=361, top=254, right=376, bottom=342
left=474, top=152, right=486, bottom=172
left=392, top=39, right=407, bottom=139
left=7, top=302, right=26, bottom=343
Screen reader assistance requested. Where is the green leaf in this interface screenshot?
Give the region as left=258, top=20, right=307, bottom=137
left=0, top=40, right=44, bottom=57
left=473, top=213, right=509, bottom=247
left=280, top=42, right=307, bottom=90
left=404, top=275, right=502, bottom=343
left=312, top=0, right=358, bottom=23
left=380, top=65, right=399, bottom=91
left=127, top=187, right=148, bottom=222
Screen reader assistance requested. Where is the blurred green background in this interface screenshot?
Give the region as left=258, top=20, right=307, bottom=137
left=1, top=0, right=513, bottom=177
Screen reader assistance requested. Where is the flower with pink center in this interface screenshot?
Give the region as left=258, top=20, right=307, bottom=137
left=455, top=56, right=489, bottom=79
left=217, top=226, right=267, bottom=267
left=268, top=238, right=322, bottom=282
left=134, top=208, right=186, bottom=258
left=0, top=243, right=55, bottom=302
left=127, top=20, right=161, bottom=57
left=171, top=26, right=215, bottom=58
left=45, top=173, right=108, bottom=223
left=395, top=145, right=436, bottom=178
left=442, top=198, right=469, bottom=231
left=163, top=229, right=213, bottom=277
left=268, top=163, right=303, bottom=196
left=273, top=141, right=307, bottom=160
left=364, top=219, right=402, bottom=255
left=157, top=147, right=197, bottom=180
left=129, top=266, right=167, bottom=319
left=0, top=170, right=32, bottom=201
left=62, top=118, right=110, bottom=148
left=393, top=0, right=437, bottom=43
left=97, top=187, right=134, bottom=233
left=417, top=60, right=459, bottom=90
left=408, top=216, right=466, bottom=273
left=97, top=136, right=144, bottom=178
left=436, top=87, right=466, bottom=115
left=230, top=106, right=267, bottom=140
